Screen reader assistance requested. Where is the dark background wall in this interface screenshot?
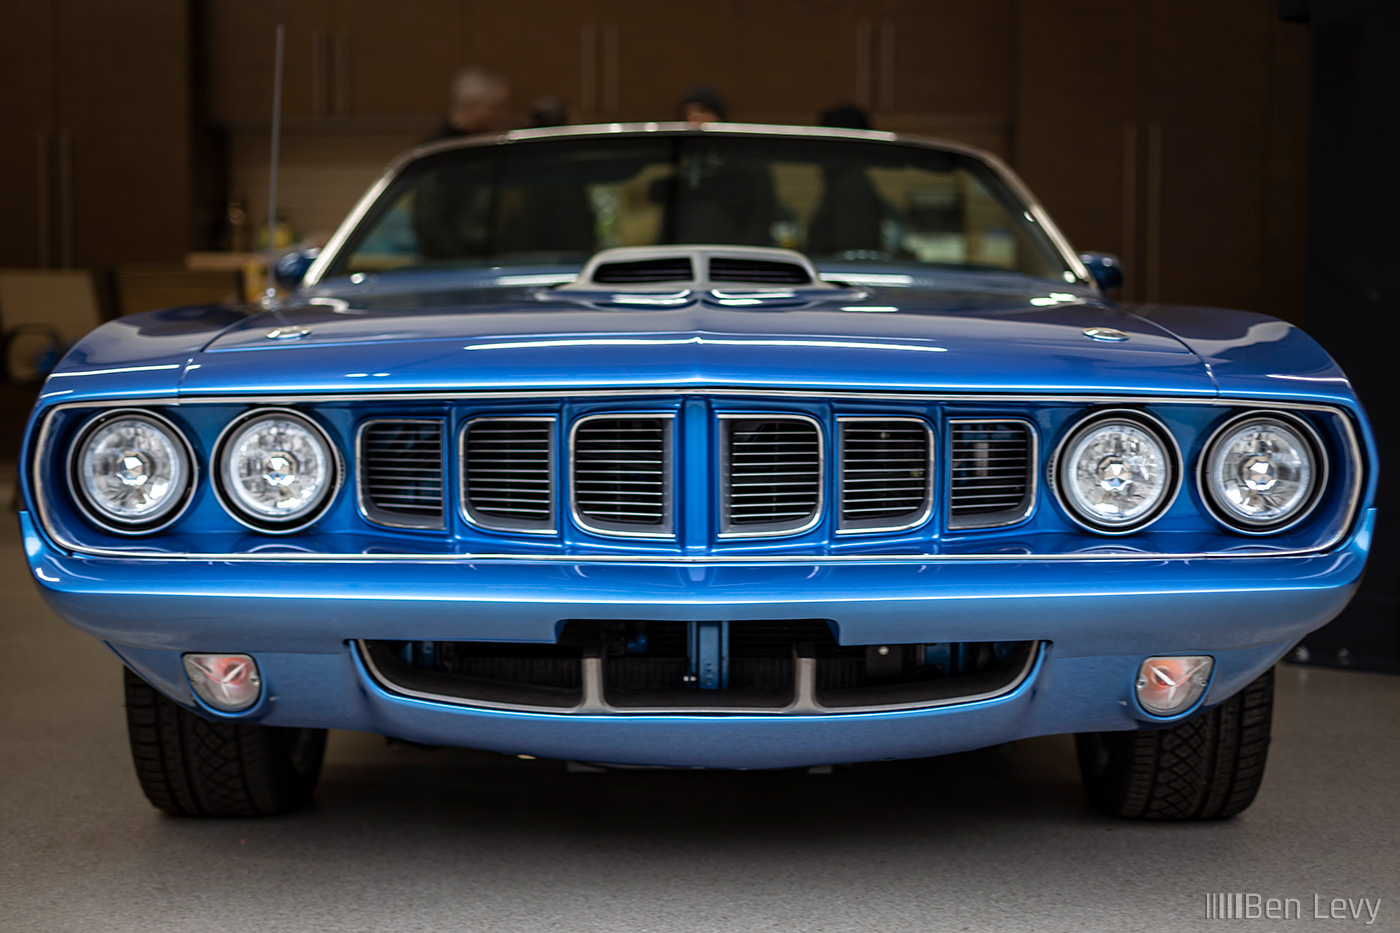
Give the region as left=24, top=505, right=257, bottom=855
left=0, top=0, right=1314, bottom=320
left=1295, top=0, right=1398, bottom=671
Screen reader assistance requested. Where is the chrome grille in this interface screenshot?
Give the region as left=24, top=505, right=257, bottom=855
left=358, top=419, right=445, bottom=529
left=462, top=417, right=555, bottom=532
left=948, top=420, right=1036, bottom=528
left=721, top=416, right=822, bottom=536
left=572, top=416, right=672, bottom=536
left=838, top=418, right=932, bottom=532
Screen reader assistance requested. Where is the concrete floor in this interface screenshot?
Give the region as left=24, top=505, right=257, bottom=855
left=2, top=514, right=1397, bottom=933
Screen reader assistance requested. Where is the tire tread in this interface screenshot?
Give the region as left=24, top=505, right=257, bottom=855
left=1077, top=666, right=1274, bottom=821
left=123, top=668, right=325, bottom=817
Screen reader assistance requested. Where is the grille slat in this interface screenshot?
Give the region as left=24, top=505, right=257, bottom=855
left=359, top=420, right=446, bottom=528
left=464, top=418, right=555, bottom=531
left=573, top=417, right=672, bottom=535
left=948, top=421, right=1035, bottom=529
left=723, top=418, right=821, bottom=533
left=838, top=419, right=931, bottom=531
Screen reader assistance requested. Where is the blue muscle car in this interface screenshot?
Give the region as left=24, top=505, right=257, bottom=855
left=20, top=124, right=1375, bottom=819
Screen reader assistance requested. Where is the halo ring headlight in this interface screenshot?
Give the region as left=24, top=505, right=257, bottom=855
left=1198, top=412, right=1326, bottom=534
left=69, top=409, right=196, bottom=534
left=1052, top=410, right=1180, bottom=534
left=214, top=409, right=340, bottom=533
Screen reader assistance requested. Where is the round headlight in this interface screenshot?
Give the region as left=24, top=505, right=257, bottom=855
left=1055, top=412, right=1178, bottom=533
left=1201, top=414, right=1323, bottom=532
left=72, top=411, right=193, bottom=531
left=217, top=411, right=337, bottom=530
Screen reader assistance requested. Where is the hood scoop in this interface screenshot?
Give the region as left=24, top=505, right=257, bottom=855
left=553, top=246, right=862, bottom=310
left=561, top=246, right=829, bottom=292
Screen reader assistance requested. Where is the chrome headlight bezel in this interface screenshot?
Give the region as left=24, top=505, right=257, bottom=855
left=1197, top=411, right=1328, bottom=535
left=1050, top=409, right=1182, bottom=535
left=67, top=408, right=197, bottom=535
left=213, top=408, right=342, bottom=534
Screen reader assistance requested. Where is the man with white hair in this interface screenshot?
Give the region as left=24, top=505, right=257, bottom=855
left=438, top=67, right=512, bottom=139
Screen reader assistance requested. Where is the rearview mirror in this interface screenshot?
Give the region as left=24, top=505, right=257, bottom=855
left=1079, top=252, right=1123, bottom=293
left=274, top=249, right=320, bottom=292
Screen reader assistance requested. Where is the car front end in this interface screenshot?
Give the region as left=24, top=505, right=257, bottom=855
left=19, top=124, right=1377, bottom=817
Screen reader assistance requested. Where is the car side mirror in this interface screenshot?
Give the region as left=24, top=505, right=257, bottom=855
left=1079, top=252, right=1123, bottom=293
left=274, top=248, right=320, bottom=292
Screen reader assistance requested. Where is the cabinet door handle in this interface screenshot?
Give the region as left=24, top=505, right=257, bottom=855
left=1121, top=122, right=1137, bottom=301
left=602, top=24, right=618, bottom=113
left=879, top=20, right=894, bottom=111
left=36, top=131, right=51, bottom=269
left=334, top=28, right=351, bottom=115
left=855, top=22, right=872, bottom=109
left=580, top=24, right=597, bottom=114
left=312, top=29, right=328, bottom=116
left=57, top=130, right=74, bottom=268
left=1145, top=122, right=1162, bottom=304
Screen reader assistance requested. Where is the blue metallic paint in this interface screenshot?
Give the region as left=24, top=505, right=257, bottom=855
left=18, top=182, right=1377, bottom=768
left=96, top=637, right=1297, bottom=769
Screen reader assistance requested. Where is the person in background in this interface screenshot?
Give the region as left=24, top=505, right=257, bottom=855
left=677, top=85, right=727, bottom=124
left=416, top=68, right=512, bottom=258
left=818, top=104, right=872, bottom=131
left=661, top=85, right=779, bottom=244
left=528, top=96, right=572, bottom=128
left=434, top=67, right=512, bottom=141
left=499, top=96, right=596, bottom=255
left=807, top=104, right=884, bottom=257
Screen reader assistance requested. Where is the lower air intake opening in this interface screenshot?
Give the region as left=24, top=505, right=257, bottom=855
left=360, top=626, right=1039, bottom=715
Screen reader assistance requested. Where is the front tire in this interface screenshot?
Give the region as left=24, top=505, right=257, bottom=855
left=1076, top=666, right=1274, bottom=820
left=123, top=668, right=326, bottom=816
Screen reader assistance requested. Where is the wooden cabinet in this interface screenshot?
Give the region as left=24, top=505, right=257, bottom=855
left=339, top=0, right=463, bottom=119
left=606, top=0, right=736, bottom=120
left=886, top=0, right=1014, bottom=117
left=1012, top=1, right=1145, bottom=284
left=0, top=0, right=190, bottom=271
left=56, top=0, right=192, bottom=268
left=202, top=0, right=325, bottom=123
left=730, top=0, right=868, bottom=123
left=466, top=0, right=600, bottom=120
left=0, top=0, right=54, bottom=268
left=203, top=0, right=464, bottom=124
left=1013, top=0, right=1308, bottom=321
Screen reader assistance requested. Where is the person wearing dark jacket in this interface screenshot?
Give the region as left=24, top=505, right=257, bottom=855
left=416, top=68, right=513, bottom=260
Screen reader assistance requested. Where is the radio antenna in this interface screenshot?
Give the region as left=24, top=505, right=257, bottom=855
left=263, top=0, right=287, bottom=309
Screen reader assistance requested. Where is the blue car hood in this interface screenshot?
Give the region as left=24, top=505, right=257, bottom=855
left=181, top=284, right=1215, bottom=397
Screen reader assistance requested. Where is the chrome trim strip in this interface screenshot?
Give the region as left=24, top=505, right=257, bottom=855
left=945, top=417, right=1040, bottom=531
left=355, top=639, right=1042, bottom=716
left=27, top=547, right=1364, bottom=564
left=303, top=122, right=1090, bottom=288
left=717, top=412, right=825, bottom=539
left=34, top=389, right=1318, bottom=407
left=63, top=408, right=200, bottom=537
left=28, top=396, right=1366, bottom=564
left=211, top=408, right=345, bottom=535
left=569, top=412, right=676, bottom=539
left=1196, top=411, right=1331, bottom=536
left=460, top=415, right=558, bottom=535
left=835, top=415, right=935, bottom=535
left=1048, top=408, right=1184, bottom=536
left=355, top=418, right=446, bottom=531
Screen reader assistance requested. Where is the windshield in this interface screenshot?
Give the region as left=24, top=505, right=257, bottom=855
left=327, top=133, right=1076, bottom=283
